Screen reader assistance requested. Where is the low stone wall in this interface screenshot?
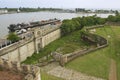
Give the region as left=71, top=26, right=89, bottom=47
left=0, top=57, right=41, bottom=80
left=36, top=53, right=55, bottom=67
left=52, top=25, right=108, bottom=66
left=52, top=44, right=108, bottom=66
left=66, top=44, right=107, bottom=66
left=85, top=25, right=104, bottom=30
left=106, top=22, right=120, bottom=26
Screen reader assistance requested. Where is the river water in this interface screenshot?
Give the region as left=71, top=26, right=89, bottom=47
left=0, top=11, right=114, bottom=38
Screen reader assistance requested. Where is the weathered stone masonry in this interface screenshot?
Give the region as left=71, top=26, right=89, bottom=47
left=0, top=23, right=61, bottom=62
left=0, top=57, right=41, bottom=80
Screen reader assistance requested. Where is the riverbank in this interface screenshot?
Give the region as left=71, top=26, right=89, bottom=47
left=0, top=11, right=114, bottom=38
left=0, top=11, right=75, bottom=15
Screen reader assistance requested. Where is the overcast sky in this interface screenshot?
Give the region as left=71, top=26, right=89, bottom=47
left=0, top=0, right=120, bottom=9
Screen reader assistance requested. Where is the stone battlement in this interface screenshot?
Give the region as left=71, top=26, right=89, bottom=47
left=0, top=57, right=41, bottom=80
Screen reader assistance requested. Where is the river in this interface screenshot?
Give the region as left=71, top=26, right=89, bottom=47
left=0, top=11, right=114, bottom=38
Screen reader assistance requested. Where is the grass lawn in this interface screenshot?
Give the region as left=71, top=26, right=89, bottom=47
left=109, top=26, right=120, bottom=80
left=41, top=71, right=64, bottom=80
left=23, top=29, right=90, bottom=64
left=94, top=26, right=120, bottom=80
left=66, top=26, right=120, bottom=79
left=65, top=47, right=111, bottom=79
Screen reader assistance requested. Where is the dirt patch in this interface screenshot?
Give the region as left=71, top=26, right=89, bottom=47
left=109, top=59, right=117, bottom=80
left=0, top=70, right=24, bottom=80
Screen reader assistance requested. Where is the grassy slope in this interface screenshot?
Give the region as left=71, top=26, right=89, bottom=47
left=66, top=26, right=120, bottom=80
left=66, top=26, right=120, bottom=79
left=24, top=29, right=90, bottom=64
left=110, top=27, right=120, bottom=80
left=66, top=47, right=110, bottom=79
left=91, top=26, right=120, bottom=80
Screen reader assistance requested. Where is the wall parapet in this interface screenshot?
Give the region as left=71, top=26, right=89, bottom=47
left=0, top=24, right=61, bottom=62
left=0, top=36, right=34, bottom=56
left=0, top=57, right=41, bottom=80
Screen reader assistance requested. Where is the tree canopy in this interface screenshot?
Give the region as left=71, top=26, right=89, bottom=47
left=60, top=15, right=106, bottom=35
left=7, top=33, right=20, bottom=42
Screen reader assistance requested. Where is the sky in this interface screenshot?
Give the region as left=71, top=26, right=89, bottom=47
left=0, top=0, right=120, bottom=9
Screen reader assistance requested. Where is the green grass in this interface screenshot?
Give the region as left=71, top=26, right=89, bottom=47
left=65, top=47, right=110, bottom=79
left=96, top=26, right=120, bottom=80
left=23, top=29, right=90, bottom=64
left=41, top=71, right=64, bottom=80
left=109, top=26, right=120, bottom=80
left=66, top=26, right=120, bottom=79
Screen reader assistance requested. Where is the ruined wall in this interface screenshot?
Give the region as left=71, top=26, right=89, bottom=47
left=0, top=57, right=41, bottom=80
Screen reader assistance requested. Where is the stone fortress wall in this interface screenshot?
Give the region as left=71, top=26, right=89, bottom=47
left=0, top=22, right=61, bottom=62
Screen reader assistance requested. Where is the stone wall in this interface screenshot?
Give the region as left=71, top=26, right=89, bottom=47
left=85, top=25, right=104, bottom=30
left=0, top=57, right=41, bottom=80
left=42, top=29, right=61, bottom=47
left=106, top=22, right=120, bottom=26
left=52, top=44, right=108, bottom=66
left=52, top=25, right=108, bottom=66
left=0, top=24, right=61, bottom=62
left=0, top=39, right=35, bottom=62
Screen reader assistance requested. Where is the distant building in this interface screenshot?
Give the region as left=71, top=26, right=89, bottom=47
left=0, top=9, right=8, bottom=14
left=91, top=9, right=96, bottom=13
left=75, top=8, right=85, bottom=12
left=17, top=8, right=20, bottom=13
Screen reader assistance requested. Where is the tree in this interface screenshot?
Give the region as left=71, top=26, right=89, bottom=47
left=107, top=15, right=116, bottom=22
left=95, top=17, right=106, bottom=24
left=61, top=15, right=106, bottom=36
left=61, top=19, right=72, bottom=35
left=115, top=10, right=119, bottom=16
left=7, top=33, right=20, bottom=42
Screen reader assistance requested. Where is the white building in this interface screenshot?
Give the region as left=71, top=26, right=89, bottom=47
left=0, top=10, right=8, bottom=14
left=17, top=8, right=20, bottom=13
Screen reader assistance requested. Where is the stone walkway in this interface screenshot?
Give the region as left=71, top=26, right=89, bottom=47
left=109, top=59, right=117, bottom=80
left=47, top=66, right=105, bottom=80
left=41, top=62, right=60, bottom=72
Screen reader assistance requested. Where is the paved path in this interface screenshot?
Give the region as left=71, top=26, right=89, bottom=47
left=41, top=62, right=60, bottom=72
left=47, top=66, right=105, bottom=80
left=109, top=59, right=117, bottom=80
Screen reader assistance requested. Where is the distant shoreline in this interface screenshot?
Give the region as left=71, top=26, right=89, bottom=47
left=0, top=11, right=115, bottom=15
left=0, top=11, right=115, bottom=38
